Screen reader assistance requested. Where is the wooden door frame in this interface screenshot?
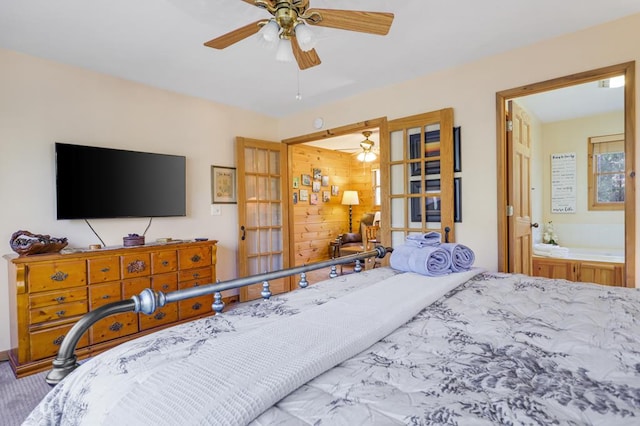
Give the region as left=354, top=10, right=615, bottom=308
left=282, top=117, right=389, bottom=269
left=496, top=61, right=636, bottom=286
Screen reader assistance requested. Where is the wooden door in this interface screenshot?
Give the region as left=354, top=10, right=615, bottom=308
left=386, top=109, right=455, bottom=246
left=507, top=101, right=533, bottom=274
left=236, top=137, right=290, bottom=301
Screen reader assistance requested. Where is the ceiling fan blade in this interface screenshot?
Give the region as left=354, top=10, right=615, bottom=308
left=204, top=20, right=266, bottom=49
left=305, top=9, right=394, bottom=35
left=240, top=0, right=275, bottom=8
left=291, top=36, right=321, bottom=70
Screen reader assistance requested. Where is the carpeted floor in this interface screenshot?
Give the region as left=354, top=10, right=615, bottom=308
left=0, top=361, right=51, bottom=426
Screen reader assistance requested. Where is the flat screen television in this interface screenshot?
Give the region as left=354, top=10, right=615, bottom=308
left=55, top=142, right=186, bottom=219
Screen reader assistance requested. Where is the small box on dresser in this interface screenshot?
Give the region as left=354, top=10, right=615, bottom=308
left=4, top=239, right=220, bottom=378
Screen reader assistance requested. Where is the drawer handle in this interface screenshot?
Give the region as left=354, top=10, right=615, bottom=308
left=50, top=271, right=69, bottom=282
left=161, top=260, right=169, bottom=266
left=191, top=254, right=202, bottom=263
left=102, top=295, right=111, bottom=300
left=162, top=284, right=170, bottom=290
left=55, top=310, right=66, bottom=317
left=54, top=296, right=66, bottom=303
left=53, top=335, right=65, bottom=346
left=109, top=322, right=123, bottom=332
left=192, top=272, right=200, bottom=278
left=192, top=302, right=202, bottom=311
left=101, top=267, right=111, bottom=273
left=127, top=260, right=146, bottom=274
left=154, top=312, right=166, bottom=320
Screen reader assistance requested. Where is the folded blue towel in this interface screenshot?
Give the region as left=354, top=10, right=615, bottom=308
left=440, top=243, right=475, bottom=271
left=390, top=244, right=452, bottom=276
left=405, top=232, right=441, bottom=247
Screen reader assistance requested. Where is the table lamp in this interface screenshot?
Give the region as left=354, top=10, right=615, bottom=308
left=341, top=190, right=360, bottom=232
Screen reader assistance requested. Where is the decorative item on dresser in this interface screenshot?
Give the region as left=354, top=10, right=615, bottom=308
left=4, top=239, right=224, bottom=378
left=9, top=230, right=68, bottom=256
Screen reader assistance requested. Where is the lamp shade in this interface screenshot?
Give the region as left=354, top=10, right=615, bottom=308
left=341, top=190, right=360, bottom=206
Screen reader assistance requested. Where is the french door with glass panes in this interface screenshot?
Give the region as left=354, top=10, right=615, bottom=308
left=386, top=109, right=455, bottom=246
left=236, top=137, right=290, bottom=301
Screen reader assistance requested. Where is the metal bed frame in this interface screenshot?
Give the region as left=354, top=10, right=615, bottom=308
left=46, top=246, right=392, bottom=385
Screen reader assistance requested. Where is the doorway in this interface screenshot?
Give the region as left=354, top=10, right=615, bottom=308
left=496, top=62, right=636, bottom=286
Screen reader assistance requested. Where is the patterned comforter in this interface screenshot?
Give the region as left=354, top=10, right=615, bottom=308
left=25, top=268, right=640, bottom=425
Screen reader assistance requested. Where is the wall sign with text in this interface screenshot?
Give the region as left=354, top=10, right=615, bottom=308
left=551, top=152, right=576, bottom=214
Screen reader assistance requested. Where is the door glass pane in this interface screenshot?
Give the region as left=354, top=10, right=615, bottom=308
left=248, top=257, right=259, bottom=275
left=270, top=177, right=280, bottom=200
left=258, top=176, right=268, bottom=199
left=246, top=203, right=258, bottom=227
left=269, top=151, right=280, bottom=174
left=271, top=203, right=281, bottom=226
left=391, top=164, right=404, bottom=195
left=391, top=198, right=404, bottom=228
left=256, top=149, right=267, bottom=174
left=246, top=230, right=258, bottom=255
left=245, top=175, right=256, bottom=200
left=271, top=229, right=282, bottom=251
left=260, top=256, right=269, bottom=273
left=258, top=203, right=269, bottom=226
left=260, top=229, right=270, bottom=253
left=391, top=231, right=405, bottom=247
left=390, top=130, right=404, bottom=162
left=271, top=253, right=283, bottom=271
left=244, top=147, right=255, bottom=171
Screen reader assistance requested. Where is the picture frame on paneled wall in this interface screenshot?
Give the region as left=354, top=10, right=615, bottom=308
left=301, top=174, right=311, bottom=186
left=211, top=165, right=237, bottom=204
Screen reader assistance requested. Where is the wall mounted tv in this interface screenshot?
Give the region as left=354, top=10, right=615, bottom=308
left=55, top=143, right=186, bottom=220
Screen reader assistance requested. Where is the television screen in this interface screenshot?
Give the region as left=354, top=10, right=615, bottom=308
left=55, top=143, right=186, bottom=219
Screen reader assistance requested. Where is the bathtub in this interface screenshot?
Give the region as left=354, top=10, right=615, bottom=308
left=533, top=245, right=624, bottom=263
left=532, top=246, right=625, bottom=286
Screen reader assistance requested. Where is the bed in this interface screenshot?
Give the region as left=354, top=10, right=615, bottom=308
left=24, top=249, right=640, bottom=425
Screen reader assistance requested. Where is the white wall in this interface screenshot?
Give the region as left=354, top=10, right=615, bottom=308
left=541, top=111, right=625, bottom=249
left=276, top=13, right=640, bottom=277
left=0, top=48, right=278, bottom=353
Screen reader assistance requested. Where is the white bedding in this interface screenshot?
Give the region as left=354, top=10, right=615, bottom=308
left=25, top=268, right=640, bottom=425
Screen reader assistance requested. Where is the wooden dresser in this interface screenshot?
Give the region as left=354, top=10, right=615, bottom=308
left=5, top=240, right=221, bottom=377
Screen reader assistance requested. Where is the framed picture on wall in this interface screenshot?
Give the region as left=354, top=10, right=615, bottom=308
left=301, top=174, right=311, bottom=186
left=299, top=189, right=309, bottom=201
left=293, top=176, right=300, bottom=188
left=211, top=165, right=237, bottom=204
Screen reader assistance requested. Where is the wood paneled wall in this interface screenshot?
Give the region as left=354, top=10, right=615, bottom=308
left=290, top=144, right=379, bottom=265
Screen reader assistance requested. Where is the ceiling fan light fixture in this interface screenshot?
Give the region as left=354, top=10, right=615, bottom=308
left=258, top=20, right=280, bottom=43
left=357, top=151, right=377, bottom=162
left=276, top=38, right=294, bottom=62
left=294, top=23, right=316, bottom=52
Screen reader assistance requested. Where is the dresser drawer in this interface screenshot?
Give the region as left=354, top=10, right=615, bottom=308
left=89, top=282, right=122, bottom=309
left=121, top=253, right=151, bottom=279
left=178, top=277, right=212, bottom=320
left=178, top=267, right=212, bottom=284
left=90, top=312, right=139, bottom=345
left=27, top=260, right=86, bottom=292
left=178, top=246, right=212, bottom=270
left=29, top=300, right=88, bottom=325
left=152, top=273, right=178, bottom=293
left=152, top=250, right=178, bottom=274
left=140, top=304, right=178, bottom=331
left=30, top=323, right=89, bottom=361
left=88, top=256, right=120, bottom=284
left=30, top=287, right=87, bottom=309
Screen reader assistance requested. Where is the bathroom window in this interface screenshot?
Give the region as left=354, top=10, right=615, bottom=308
left=588, top=133, right=625, bottom=211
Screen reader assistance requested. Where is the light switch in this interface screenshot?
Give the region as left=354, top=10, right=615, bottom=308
left=211, top=205, right=221, bottom=216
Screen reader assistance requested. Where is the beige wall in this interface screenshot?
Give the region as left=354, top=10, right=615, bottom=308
left=541, top=111, right=625, bottom=249
left=0, top=48, right=278, bottom=352
left=276, top=13, right=640, bottom=276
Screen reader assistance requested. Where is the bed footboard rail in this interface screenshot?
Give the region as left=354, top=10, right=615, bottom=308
left=46, top=246, right=392, bottom=385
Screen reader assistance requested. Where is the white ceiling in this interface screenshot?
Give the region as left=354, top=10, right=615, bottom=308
left=1, top=0, right=637, bottom=124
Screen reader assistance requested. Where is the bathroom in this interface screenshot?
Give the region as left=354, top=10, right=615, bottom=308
left=516, top=76, right=626, bottom=282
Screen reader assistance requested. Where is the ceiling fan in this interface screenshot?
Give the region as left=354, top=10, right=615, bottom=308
left=203, top=0, right=394, bottom=70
